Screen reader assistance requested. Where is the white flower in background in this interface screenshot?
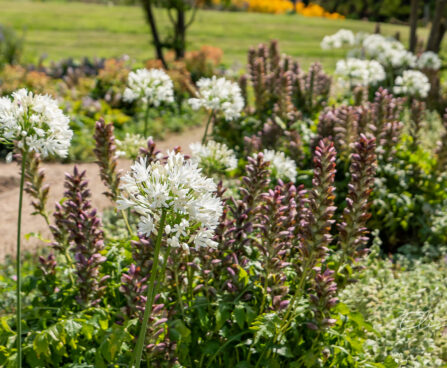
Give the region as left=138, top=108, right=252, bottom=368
left=189, top=140, right=237, bottom=172
left=417, top=51, right=441, bottom=70
left=188, top=76, right=244, bottom=121
left=335, top=58, right=386, bottom=87
left=117, top=151, right=223, bottom=252
left=0, top=88, right=72, bottom=157
left=393, top=70, right=430, bottom=98
left=116, top=133, right=149, bottom=160
left=320, top=29, right=355, bottom=50
left=377, top=48, right=416, bottom=69
left=123, top=68, right=174, bottom=107
left=261, top=149, right=297, bottom=182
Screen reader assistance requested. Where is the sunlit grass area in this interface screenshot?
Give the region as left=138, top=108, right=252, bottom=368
left=0, top=0, right=432, bottom=70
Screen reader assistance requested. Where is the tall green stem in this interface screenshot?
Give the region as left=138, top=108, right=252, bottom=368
left=16, top=150, right=27, bottom=368
left=143, top=105, right=151, bottom=138
left=201, top=111, right=214, bottom=144
left=132, top=209, right=167, bottom=368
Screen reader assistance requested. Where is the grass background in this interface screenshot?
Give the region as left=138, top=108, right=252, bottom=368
left=0, top=0, right=434, bottom=71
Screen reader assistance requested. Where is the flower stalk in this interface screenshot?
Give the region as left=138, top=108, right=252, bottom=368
left=132, top=209, right=167, bottom=368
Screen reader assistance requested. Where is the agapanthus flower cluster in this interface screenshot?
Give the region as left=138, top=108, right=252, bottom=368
left=361, top=34, right=416, bottom=69
left=116, top=133, right=150, bottom=160
left=0, top=88, right=72, bottom=157
left=417, top=51, right=442, bottom=71
left=320, top=29, right=355, bottom=50
left=117, top=151, right=224, bottom=252
left=123, top=68, right=174, bottom=107
left=335, top=58, right=386, bottom=87
left=260, top=149, right=297, bottom=182
left=188, top=76, right=244, bottom=121
left=189, top=140, right=237, bottom=172
left=393, top=70, right=430, bottom=98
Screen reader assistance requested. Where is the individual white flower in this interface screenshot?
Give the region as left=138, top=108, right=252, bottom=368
left=260, top=149, right=297, bottom=182
left=188, top=76, right=244, bottom=121
left=335, top=58, right=386, bottom=87
left=393, top=70, right=431, bottom=98
left=320, top=29, right=355, bottom=50
left=118, top=152, right=223, bottom=252
left=417, top=51, right=441, bottom=70
left=123, top=68, right=174, bottom=107
left=0, top=89, right=72, bottom=158
left=189, top=140, right=237, bottom=172
left=116, top=133, right=150, bottom=159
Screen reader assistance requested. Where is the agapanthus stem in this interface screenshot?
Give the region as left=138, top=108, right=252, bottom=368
left=143, top=105, right=150, bottom=138
left=16, top=150, right=26, bottom=368
left=202, top=111, right=214, bottom=144
left=132, top=209, right=167, bottom=368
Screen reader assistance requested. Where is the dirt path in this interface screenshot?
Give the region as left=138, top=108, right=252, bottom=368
left=0, top=125, right=205, bottom=261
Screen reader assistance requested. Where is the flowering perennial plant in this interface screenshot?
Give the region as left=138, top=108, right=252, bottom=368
left=393, top=70, right=430, bottom=98
left=93, top=118, right=121, bottom=200
left=0, top=88, right=72, bottom=157
left=118, top=151, right=224, bottom=252
left=189, top=140, right=237, bottom=173
left=260, top=148, right=297, bottom=182
left=417, top=51, right=442, bottom=71
left=189, top=76, right=244, bottom=121
left=320, top=29, right=355, bottom=50
left=123, top=68, right=174, bottom=107
left=335, top=58, right=386, bottom=87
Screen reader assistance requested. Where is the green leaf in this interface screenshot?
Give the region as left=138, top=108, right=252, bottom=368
left=201, top=341, right=220, bottom=355
left=234, top=304, right=246, bottom=329
left=383, top=356, right=399, bottom=368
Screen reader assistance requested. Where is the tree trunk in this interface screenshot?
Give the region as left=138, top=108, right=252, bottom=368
left=141, top=0, right=168, bottom=68
left=409, top=0, right=419, bottom=52
left=426, top=0, right=447, bottom=52
left=175, top=7, right=186, bottom=60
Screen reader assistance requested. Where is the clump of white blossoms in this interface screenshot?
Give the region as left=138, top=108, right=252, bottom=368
left=0, top=88, right=72, bottom=158
left=393, top=70, right=431, bottom=98
left=417, top=51, right=442, bottom=70
left=188, top=76, right=244, bottom=121
left=261, top=149, right=297, bottom=182
left=321, top=29, right=355, bottom=50
left=190, top=140, right=237, bottom=173
left=116, top=133, right=150, bottom=160
left=123, top=68, right=174, bottom=107
left=335, top=58, right=386, bottom=87
left=117, top=151, right=223, bottom=252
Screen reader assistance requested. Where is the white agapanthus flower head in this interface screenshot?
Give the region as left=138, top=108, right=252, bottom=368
left=117, top=151, right=224, bottom=252
left=417, top=51, right=441, bottom=70
left=0, top=88, right=72, bottom=158
left=116, top=133, right=150, bottom=160
left=393, top=70, right=431, bottom=98
left=335, top=58, right=386, bottom=87
left=189, top=140, right=237, bottom=172
left=320, top=29, right=355, bottom=50
left=123, top=68, right=174, bottom=107
left=361, top=34, right=416, bottom=69
left=188, top=76, right=244, bottom=121
left=261, top=149, right=297, bottom=182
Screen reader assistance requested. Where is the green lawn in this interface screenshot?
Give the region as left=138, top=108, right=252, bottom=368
left=0, top=0, right=432, bottom=71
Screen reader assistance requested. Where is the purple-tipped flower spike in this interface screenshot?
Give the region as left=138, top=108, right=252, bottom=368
left=37, top=253, right=57, bottom=296
left=93, top=118, right=121, bottom=200
left=338, top=134, right=376, bottom=265
left=307, top=267, right=338, bottom=331
left=258, top=181, right=296, bottom=311
left=409, top=99, right=426, bottom=148
left=52, top=166, right=108, bottom=305
left=297, top=139, right=337, bottom=272
left=24, top=152, right=50, bottom=224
